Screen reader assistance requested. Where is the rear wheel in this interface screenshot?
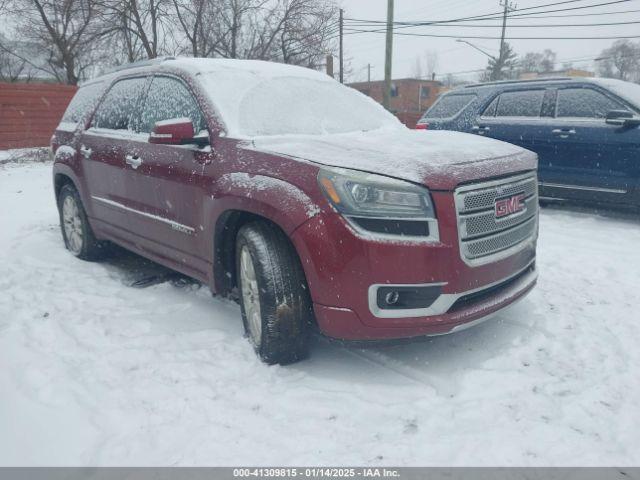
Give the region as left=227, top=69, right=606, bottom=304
left=58, top=184, right=105, bottom=260
left=236, top=222, right=312, bottom=365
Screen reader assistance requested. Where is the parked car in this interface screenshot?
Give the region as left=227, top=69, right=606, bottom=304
left=417, top=77, right=640, bottom=208
left=52, top=57, right=539, bottom=364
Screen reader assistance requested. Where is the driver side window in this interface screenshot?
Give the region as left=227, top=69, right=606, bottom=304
left=139, top=76, right=206, bottom=134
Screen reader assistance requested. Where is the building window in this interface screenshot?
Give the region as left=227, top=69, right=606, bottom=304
left=391, top=83, right=399, bottom=97
left=420, top=85, right=431, bottom=98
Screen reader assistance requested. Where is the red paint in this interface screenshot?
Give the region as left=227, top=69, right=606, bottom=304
left=149, top=118, right=195, bottom=145
left=52, top=62, right=538, bottom=341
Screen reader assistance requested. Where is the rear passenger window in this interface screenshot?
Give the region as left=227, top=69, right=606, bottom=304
left=495, top=90, right=544, bottom=117
left=139, top=76, right=205, bottom=133
left=424, top=94, right=475, bottom=119
left=92, top=77, right=147, bottom=130
left=62, top=82, right=105, bottom=124
left=556, top=88, right=624, bottom=118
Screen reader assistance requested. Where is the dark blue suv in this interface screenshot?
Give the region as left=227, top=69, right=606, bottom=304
left=418, top=77, right=640, bottom=208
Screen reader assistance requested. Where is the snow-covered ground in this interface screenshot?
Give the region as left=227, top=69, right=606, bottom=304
left=1, top=161, right=640, bottom=466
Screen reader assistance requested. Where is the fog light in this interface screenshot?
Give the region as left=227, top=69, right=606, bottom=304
left=385, top=291, right=400, bottom=306
left=376, top=285, right=443, bottom=310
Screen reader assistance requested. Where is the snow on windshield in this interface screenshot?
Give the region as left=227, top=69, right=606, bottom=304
left=198, top=69, right=400, bottom=137
left=589, top=77, right=640, bottom=110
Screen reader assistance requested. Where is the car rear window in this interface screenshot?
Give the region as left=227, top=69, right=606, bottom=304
left=556, top=88, right=624, bottom=118
left=92, top=77, right=147, bottom=131
left=495, top=90, right=544, bottom=117
left=423, top=94, right=476, bottom=119
left=61, top=81, right=106, bottom=124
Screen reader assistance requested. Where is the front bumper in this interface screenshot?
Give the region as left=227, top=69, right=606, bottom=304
left=313, top=262, right=536, bottom=340
left=290, top=188, right=538, bottom=341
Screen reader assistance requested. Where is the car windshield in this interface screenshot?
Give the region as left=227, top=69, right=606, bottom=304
left=199, top=72, right=400, bottom=137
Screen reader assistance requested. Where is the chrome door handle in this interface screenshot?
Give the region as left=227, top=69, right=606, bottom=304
left=552, top=129, right=576, bottom=139
left=125, top=154, right=143, bottom=169
left=80, top=145, right=92, bottom=159
left=471, top=125, right=490, bottom=135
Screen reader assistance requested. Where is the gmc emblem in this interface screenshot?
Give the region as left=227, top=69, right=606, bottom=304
left=495, top=193, right=525, bottom=218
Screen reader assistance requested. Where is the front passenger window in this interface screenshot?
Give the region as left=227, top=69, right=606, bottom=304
left=139, top=77, right=206, bottom=134
left=556, top=88, right=624, bottom=119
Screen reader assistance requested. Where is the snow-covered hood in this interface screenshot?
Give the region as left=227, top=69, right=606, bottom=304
left=248, top=128, right=537, bottom=190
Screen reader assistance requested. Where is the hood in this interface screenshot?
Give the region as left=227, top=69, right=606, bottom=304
left=247, top=128, right=537, bottom=190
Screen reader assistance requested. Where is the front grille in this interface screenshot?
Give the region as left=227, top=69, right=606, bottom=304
left=455, top=172, right=538, bottom=265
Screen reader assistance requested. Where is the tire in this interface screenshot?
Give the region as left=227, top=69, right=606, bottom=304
left=236, top=221, right=312, bottom=365
left=57, top=183, right=106, bottom=260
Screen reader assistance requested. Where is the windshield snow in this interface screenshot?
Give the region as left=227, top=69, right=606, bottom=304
left=199, top=72, right=401, bottom=137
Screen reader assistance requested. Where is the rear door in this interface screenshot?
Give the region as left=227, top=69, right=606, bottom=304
left=78, top=76, right=149, bottom=233
left=474, top=88, right=554, bottom=162
left=121, top=75, right=215, bottom=274
left=540, top=85, right=638, bottom=204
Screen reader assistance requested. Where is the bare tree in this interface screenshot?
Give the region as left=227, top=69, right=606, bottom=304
left=411, top=56, right=422, bottom=79
left=597, top=40, right=640, bottom=82
left=424, top=50, right=438, bottom=80
left=4, top=0, right=108, bottom=84
left=519, top=49, right=556, bottom=74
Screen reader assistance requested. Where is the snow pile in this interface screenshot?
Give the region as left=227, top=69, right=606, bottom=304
left=2, top=163, right=640, bottom=466
left=0, top=147, right=50, bottom=164
left=170, top=58, right=400, bottom=137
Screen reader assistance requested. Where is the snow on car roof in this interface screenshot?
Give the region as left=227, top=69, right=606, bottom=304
left=167, top=57, right=332, bottom=81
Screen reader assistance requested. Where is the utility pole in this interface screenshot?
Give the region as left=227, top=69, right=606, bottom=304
left=367, top=63, right=371, bottom=84
left=383, top=0, right=394, bottom=111
left=499, top=0, right=517, bottom=62
left=339, top=8, right=344, bottom=84
left=496, top=0, right=516, bottom=80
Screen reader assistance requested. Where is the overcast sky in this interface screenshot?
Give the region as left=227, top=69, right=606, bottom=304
left=341, top=0, right=640, bottom=82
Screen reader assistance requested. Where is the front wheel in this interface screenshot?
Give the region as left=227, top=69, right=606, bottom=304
left=236, top=222, right=312, bottom=365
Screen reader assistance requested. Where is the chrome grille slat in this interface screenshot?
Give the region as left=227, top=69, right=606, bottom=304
left=463, top=216, right=537, bottom=259
left=460, top=176, right=538, bottom=214
left=455, top=172, right=539, bottom=265
left=461, top=195, right=537, bottom=239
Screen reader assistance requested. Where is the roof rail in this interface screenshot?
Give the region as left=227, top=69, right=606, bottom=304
left=463, top=77, right=575, bottom=88
left=109, top=56, right=175, bottom=73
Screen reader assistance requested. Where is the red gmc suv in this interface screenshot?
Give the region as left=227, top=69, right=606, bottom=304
left=52, top=57, right=539, bottom=364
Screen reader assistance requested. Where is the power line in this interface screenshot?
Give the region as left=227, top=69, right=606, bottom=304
left=344, top=19, right=640, bottom=28
left=343, top=28, right=640, bottom=40
left=343, top=0, right=636, bottom=32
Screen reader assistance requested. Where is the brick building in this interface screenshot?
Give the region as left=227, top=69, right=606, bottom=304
left=348, top=78, right=442, bottom=127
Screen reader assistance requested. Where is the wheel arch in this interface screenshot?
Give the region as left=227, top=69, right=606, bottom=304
left=213, top=209, right=309, bottom=299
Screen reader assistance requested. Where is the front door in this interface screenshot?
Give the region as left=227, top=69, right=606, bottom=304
left=122, top=75, right=215, bottom=277
left=540, top=86, right=638, bottom=205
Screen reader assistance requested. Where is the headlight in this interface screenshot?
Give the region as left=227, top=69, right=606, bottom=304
left=318, top=168, right=438, bottom=240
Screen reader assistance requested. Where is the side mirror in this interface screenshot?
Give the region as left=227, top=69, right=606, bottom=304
left=605, top=110, right=640, bottom=127
left=149, top=118, right=209, bottom=146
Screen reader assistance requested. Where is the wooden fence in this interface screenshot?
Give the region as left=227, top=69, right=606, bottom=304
left=0, top=83, right=77, bottom=150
